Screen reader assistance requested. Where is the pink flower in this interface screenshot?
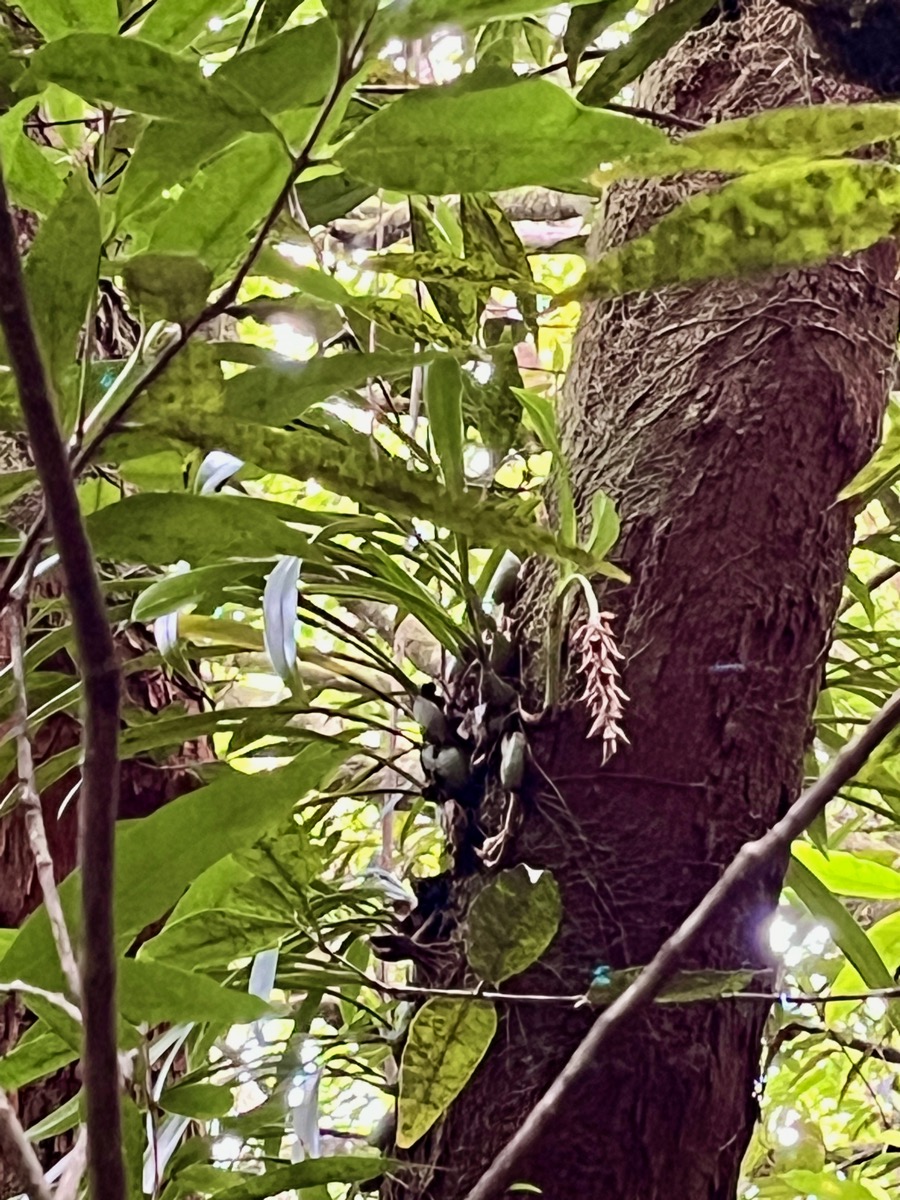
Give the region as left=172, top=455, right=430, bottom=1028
left=570, top=611, right=629, bottom=764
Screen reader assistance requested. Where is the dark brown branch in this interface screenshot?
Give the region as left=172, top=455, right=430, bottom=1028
left=464, top=686, right=900, bottom=1200
left=0, top=167, right=124, bottom=1200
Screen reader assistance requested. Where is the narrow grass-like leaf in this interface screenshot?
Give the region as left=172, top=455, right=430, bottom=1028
left=786, top=857, right=894, bottom=988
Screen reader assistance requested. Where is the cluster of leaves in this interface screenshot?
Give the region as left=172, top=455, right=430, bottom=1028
left=2, top=1, right=900, bottom=1199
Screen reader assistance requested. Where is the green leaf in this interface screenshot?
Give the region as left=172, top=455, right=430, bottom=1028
left=424, top=357, right=465, bottom=499
left=0, top=99, right=65, bottom=215
left=338, top=74, right=666, bottom=194
left=840, top=398, right=900, bottom=501
left=26, top=1093, right=81, bottom=1142
left=122, top=1095, right=145, bottom=1200
left=587, top=967, right=755, bottom=1006
left=564, top=160, right=900, bottom=302
left=397, top=997, right=497, bottom=1148
left=149, top=134, right=289, bottom=280
left=139, top=0, right=246, bottom=50
left=222, top=350, right=437, bottom=425
left=24, top=170, right=100, bottom=397
left=161, top=1083, right=235, bottom=1120
left=370, top=249, right=535, bottom=291
left=123, top=253, right=213, bottom=324
left=586, top=491, right=620, bottom=560
left=216, top=20, right=339, bottom=114
left=606, top=102, right=900, bottom=181
left=786, top=857, right=894, bottom=988
left=144, top=407, right=598, bottom=568
left=0, top=743, right=350, bottom=988
left=87, top=493, right=318, bottom=567
left=564, top=0, right=635, bottom=80
left=140, top=907, right=293, bottom=971
left=792, top=843, right=900, bottom=899
left=578, top=0, right=717, bottom=107
left=515, top=387, right=577, bottom=546
left=18, top=0, right=117, bottom=39
left=466, top=865, right=561, bottom=984
left=116, top=118, right=242, bottom=227
left=118, top=958, right=270, bottom=1026
left=172, top=1156, right=387, bottom=1199
left=372, top=0, right=601, bottom=43
left=133, top=560, right=269, bottom=622
left=24, top=34, right=265, bottom=127
left=0, top=1024, right=76, bottom=1090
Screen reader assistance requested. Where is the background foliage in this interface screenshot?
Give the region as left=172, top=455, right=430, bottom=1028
left=2, top=1, right=900, bottom=1198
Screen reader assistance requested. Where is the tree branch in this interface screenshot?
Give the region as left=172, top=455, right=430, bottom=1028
left=463, top=686, right=900, bottom=1200
left=0, top=166, right=124, bottom=1200
left=0, top=1089, right=52, bottom=1200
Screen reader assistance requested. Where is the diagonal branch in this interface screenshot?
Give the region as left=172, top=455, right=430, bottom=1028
left=0, top=166, right=124, bottom=1200
left=463, top=686, right=900, bottom=1200
left=0, top=1089, right=52, bottom=1200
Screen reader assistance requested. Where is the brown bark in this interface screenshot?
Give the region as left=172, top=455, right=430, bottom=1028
left=386, top=2, right=899, bottom=1197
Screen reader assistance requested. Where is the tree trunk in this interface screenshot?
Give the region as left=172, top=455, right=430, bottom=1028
left=387, top=2, right=899, bottom=1197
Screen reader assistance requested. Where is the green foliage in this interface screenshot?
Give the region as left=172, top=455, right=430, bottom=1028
left=338, top=75, right=667, bottom=193
left=578, top=0, right=717, bottom=106
left=6, top=3, right=900, bottom=1194
left=24, top=170, right=100, bottom=399
left=465, top=865, right=562, bottom=984
left=397, top=997, right=498, bottom=1147
left=566, top=161, right=900, bottom=302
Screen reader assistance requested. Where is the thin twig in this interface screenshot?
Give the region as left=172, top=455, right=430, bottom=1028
left=605, top=100, right=704, bottom=131
left=9, top=581, right=81, bottom=999
left=463, top=686, right=900, bottom=1200
left=0, top=1089, right=52, bottom=1200
left=0, top=165, right=124, bottom=1200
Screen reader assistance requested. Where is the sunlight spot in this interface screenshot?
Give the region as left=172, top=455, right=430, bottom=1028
left=466, top=446, right=494, bottom=480
left=212, top=1136, right=242, bottom=1162
left=804, top=924, right=831, bottom=955
left=768, top=915, right=796, bottom=955
left=865, top=996, right=887, bottom=1019
left=277, top=240, right=319, bottom=268
left=208, top=16, right=224, bottom=31
left=200, top=60, right=217, bottom=77
left=270, top=320, right=316, bottom=360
